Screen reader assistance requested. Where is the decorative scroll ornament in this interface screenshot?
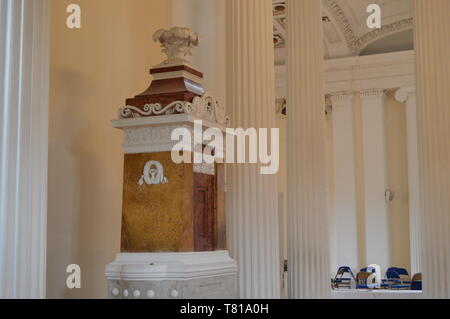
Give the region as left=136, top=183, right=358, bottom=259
left=138, top=161, right=168, bottom=186
left=118, top=93, right=230, bottom=126
left=152, top=27, right=200, bottom=65
left=188, top=93, right=230, bottom=126
left=118, top=101, right=186, bottom=118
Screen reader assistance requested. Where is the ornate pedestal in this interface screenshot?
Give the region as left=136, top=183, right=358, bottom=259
left=105, top=27, right=237, bottom=299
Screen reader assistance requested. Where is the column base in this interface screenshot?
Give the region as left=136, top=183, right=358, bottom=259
left=105, top=250, right=238, bottom=299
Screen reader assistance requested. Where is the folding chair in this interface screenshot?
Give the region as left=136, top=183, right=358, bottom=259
left=396, top=267, right=411, bottom=284
left=386, top=269, right=410, bottom=290
left=332, top=266, right=355, bottom=289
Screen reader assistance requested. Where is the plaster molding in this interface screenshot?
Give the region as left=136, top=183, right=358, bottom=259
left=275, top=50, right=416, bottom=98
left=359, top=89, right=387, bottom=99
left=122, top=124, right=192, bottom=154
left=322, top=0, right=358, bottom=54
left=329, top=91, right=354, bottom=104
left=124, top=125, right=179, bottom=146
left=356, top=18, right=414, bottom=55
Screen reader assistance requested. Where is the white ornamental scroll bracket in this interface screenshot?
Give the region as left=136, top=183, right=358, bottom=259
left=138, top=161, right=168, bottom=186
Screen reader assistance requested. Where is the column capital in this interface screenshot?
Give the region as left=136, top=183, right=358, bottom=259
left=359, top=89, right=387, bottom=99
left=395, top=87, right=416, bottom=103
left=328, top=91, right=354, bottom=105
left=276, top=98, right=286, bottom=114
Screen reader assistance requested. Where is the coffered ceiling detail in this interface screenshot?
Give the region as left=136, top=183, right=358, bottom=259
left=273, top=0, right=414, bottom=59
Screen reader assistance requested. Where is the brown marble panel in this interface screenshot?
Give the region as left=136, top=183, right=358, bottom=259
left=120, top=152, right=194, bottom=252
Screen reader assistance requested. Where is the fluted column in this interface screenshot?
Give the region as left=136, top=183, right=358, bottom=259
left=360, top=89, right=390, bottom=273
left=0, top=0, right=49, bottom=298
left=329, top=92, right=359, bottom=274
left=395, top=87, right=421, bottom=275
left=286, top=0, right=330, bottom=298
left=414, top=0, right=450, bottom=298
left=226, top=0, right=280, bottom=298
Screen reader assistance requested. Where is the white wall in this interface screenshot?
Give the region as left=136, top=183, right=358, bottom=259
left=170, top=0, right=227, bottom=107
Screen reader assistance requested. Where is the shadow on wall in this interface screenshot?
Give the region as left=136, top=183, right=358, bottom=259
left=47, top=0, right=170, bottom=299
left=48, top=65, right=124, bottom=298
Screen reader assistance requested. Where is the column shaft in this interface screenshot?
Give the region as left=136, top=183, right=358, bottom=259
left=226, top=0, right=280, bottom=299
left=395, top=88, right=421, bottom=275
left=286, top=0, right=330, bottom=299
left=414, top=0, right=450, bottom=298
left=360, top=89, right=389, bottom=273
left=330, top=93, right=358, bottom=273
left=0, top=0, right=49, bottom=298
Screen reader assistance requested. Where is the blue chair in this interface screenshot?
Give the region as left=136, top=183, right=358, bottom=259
left=387, top=267, right=411, bottom=284
left=386, top=270, right=410, bottom=290
left=396, top=267, right=411, bottom=284
left=360, top=267, right=375, bottom=273
left=332, top=266, right=355, bottom=289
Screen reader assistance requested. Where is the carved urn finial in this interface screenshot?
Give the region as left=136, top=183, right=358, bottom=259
left=153, top=26, right=200, bottom=65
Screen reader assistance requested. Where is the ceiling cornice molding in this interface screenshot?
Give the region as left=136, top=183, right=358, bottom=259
left=355, top=17, right=414, bottom=54
left=322, top=0, right=358, bottom=54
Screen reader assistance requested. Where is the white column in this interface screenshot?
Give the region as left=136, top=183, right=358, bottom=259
left=414, top=0, right=450, bottom=298
left=395, top=87, right=421, bottom=275
left=286, top=0, right=330, bottom=299
left=226, top=0, right=280, bottom=299
left=360, top=89, right=389, bottom=273
left=329, top=92, right=359, bottom=273
left=0, top=0, right=49, bottom=298
left=170, top=0, right=227, bottom=106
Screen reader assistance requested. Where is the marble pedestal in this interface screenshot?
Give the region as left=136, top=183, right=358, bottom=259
left=105, top=250, right=238, bottom=299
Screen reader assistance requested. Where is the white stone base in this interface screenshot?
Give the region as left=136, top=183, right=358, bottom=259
left=105, top=250, right=238, bottom=299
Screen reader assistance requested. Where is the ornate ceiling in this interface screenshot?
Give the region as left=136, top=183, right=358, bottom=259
left=273, top=0, right=413, bottom=61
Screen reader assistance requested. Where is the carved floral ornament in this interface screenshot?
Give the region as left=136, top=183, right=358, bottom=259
left=118, top=93, right=231, bottom=126
left=152, top=26, right=200, bottom=65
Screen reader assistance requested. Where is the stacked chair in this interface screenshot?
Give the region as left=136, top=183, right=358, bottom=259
left=332, top=266, right=356, bottom=289
left=386, top=267, right=411, bottom=290
left=332, top=265, right=423, bottom=291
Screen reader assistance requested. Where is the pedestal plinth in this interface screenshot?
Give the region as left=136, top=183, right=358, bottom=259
left=106, top=251, right=237, bottom=299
